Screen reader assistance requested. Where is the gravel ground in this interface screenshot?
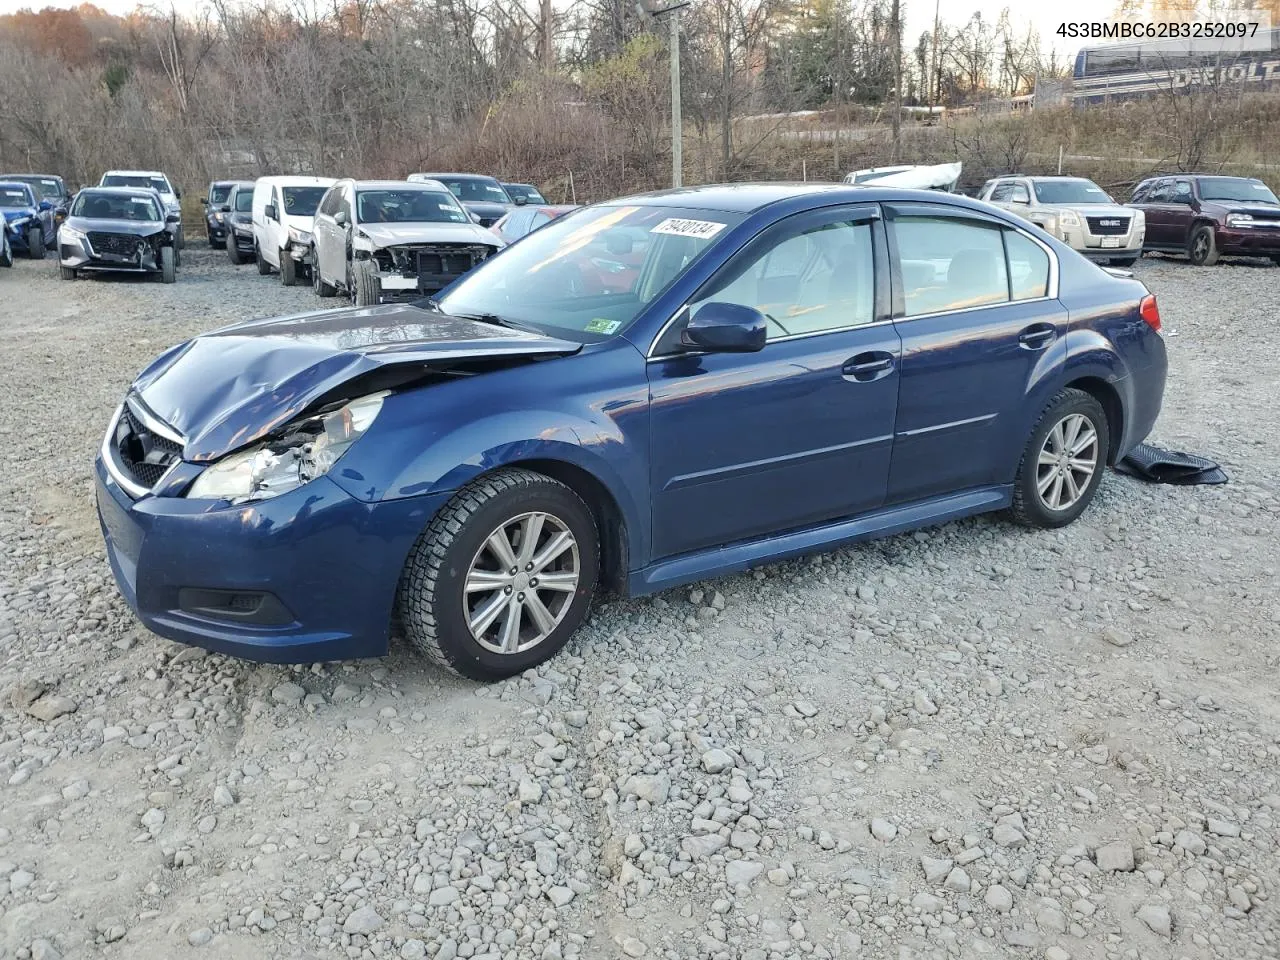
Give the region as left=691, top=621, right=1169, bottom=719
left=1, top=247, right=1279, bottom=960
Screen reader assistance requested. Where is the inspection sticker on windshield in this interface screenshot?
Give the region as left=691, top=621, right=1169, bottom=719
left=584, top=318, right=621, bottom=334
left=130, top=196, right=152, bottom=204
left=651, top=217, right=727, bottom=240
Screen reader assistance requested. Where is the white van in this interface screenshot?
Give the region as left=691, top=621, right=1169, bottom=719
left=251, top=175, right=335, bottom=285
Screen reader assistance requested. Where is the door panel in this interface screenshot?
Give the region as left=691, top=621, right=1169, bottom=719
left=648, top=327, right=901, bottom=559
left=647, top=205, right=898, bottom=560
left=884, top=203, right=1067, bottom=505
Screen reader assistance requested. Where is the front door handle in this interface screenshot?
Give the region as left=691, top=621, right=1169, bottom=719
left=842, top=352, right=896, bottom=382
left=1018, top=324, right=1057, bottom=350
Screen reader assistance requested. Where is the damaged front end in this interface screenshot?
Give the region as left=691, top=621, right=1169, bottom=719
left=357, top=241, right=498, bottom=302
left=61, top=224, right=174, bottom=273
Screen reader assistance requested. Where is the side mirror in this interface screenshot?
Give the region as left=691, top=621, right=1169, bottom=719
left=265, top=203, right=278, bottom=221
left=470, top=211, right=482, bottom=224
left=38, top=200, right=53, bottom=212
left=334, top=210, right=349, bottom=227
left=681, top=302, right=767, bottom=353
left=513, top=195, right=528, bottom=206
left=165, top=213, right=181, bottom=224
left=1011, top=195, right=1029, bottom=205
left=175, top=188, right=182, bottom=199
left=200, top=197, right=209, bottom=204
left=218, top=204, right=231, bottom=214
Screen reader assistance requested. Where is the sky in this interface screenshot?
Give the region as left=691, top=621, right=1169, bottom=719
left=0, top=0, right=1120, bottom=54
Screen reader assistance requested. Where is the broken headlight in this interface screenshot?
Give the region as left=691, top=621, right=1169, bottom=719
left=186, top=392, right=387, bottom=503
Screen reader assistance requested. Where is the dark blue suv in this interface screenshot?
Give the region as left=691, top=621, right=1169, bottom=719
left=96, top=184, right=1167, bottom=679
left=0, top=180, right=56, bottom=258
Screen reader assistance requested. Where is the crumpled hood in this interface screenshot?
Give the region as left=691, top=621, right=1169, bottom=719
left=66, top=216, right=167, bottom=236
left=358, top=221, right=500, bottom=248
left=1, top=208, right=37, bottom=223
left=131, top=304, right=582, bottom=462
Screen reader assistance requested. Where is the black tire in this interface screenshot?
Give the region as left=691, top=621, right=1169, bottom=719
left=27, top=225, right=44, bottom=260
left=255, top=245, right=271, bottom=275
left=1110, top=257, right=1138, bottom=267
left=352, top=260, right=381, bottom=306
left=1010, top=388, right=1110, bottom=529
left=1271, top=256, right=1280, bottom=267
left=176, top=225, right=185, bottom=250
left=1188, top=224, right=1219, bottom=266
left=227, top=241, right=243, bottom=265
left=280, top=249, right=297, bottom=286
left=397, top=468, right=600, bottom=681
left=174, top=245, right=182, bottom=269
left=0, top=239, right=12, bottom=268
left=59, top=265, right=76, bottom=280
left=159, top=245, right=176, bottom=284
left=312, top=249, right=337, bottom=297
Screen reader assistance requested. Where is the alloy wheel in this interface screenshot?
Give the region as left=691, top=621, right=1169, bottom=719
left=1192, top=234, right=1208, bottom=261
left=462, top=511, right=580, bottom=655
left=1035, top=413, right=1099, bottom=511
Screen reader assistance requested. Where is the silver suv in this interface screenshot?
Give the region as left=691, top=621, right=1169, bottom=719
left=978, top=176, right=1144, bottom=266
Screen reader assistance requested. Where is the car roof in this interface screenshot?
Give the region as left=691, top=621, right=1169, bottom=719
left=413, top=172, right=500, bottom=182
left=0, top=180, right=36, bottom=196
left=80, top=186, right=162, bottom=195
left=353, top=179, right=451, bottom=191
left=0, top=173, right=62, bottom=180
left=254, top=176, right=335, bottom=186
left=102, top=170, right=170, bottom=178
left=503, top=181, right=538, bottom=188
left=607, top=182, right=995, bottom=214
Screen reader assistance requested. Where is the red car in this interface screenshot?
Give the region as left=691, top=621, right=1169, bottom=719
left=491, top=204, right=577, bottom=244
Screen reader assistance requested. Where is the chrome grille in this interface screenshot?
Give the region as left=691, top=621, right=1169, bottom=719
left=1086, top=216, right=1130, bottom=236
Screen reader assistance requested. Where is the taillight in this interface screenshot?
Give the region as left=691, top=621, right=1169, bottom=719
left=1139, top=294, right=1161, bottom=333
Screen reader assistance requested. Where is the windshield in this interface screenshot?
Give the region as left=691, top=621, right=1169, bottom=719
left=1199, top=177, right=1279, bottom=204
left=72, top=191, right=161, bottom=221
left=103, top=174, right=172, bottom=195
left=233, top=189, right=253, bottom=213
left=210, top=184, right=233, bottom=204
left=437, top=204, right=743, bottom=343
left=281, top=186, right=327, bottom=216
left=440, top=178, right=510, bottom=204
left=3, top=176, right=63, bottom=199
left=1033, top=179, right=1113, bottom=204
left=0, top=186, right=34, bottom=208
left=505, top=184, right=546, bottom=203
left=357, top=189, right=468, bottom=224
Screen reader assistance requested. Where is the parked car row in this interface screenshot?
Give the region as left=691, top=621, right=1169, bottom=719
left=974, top=172, right=1280, bottom=268
left=201, top=171, right=567, bottom=305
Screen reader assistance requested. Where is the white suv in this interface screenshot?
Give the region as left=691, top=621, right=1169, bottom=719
left=311, top=179, right=502, bottom=305
left=98, top=170, right=184, bottom=248
left=978, top=176, right=1145, bottom=266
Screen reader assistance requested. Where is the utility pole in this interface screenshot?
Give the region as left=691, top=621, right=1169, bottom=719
left=637, top=0, right=692, bottom=188
left=890, top=0, right=901, bottom=159
left=930, top=0, right=941, bottom=109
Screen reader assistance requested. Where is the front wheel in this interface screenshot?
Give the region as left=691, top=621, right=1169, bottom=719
left=227, top=240, right=243, bottom=265
left=59, top=265, right=76, bottom=280
left=280, top=249, right=297, bottom=286
left=1010, top=388, right=1110, bottom=529
left=175, top=225, right=185, bottom=250
left=1188, top=224, right=1219, bottom=266
left=1110, top=257, right=1138, bottom=267
left=159, top=245, right=176, bottom=283
left=255, top=245, right=271, bottom=276
left=352, top=260, right=381, bottom=306
left=27, top=226, right=44, bottom=259
left=0, top=239, right=12, bottom=268
left=397, top=468, right=600, bottom=681
left=312, top=250, right=337, bottom=297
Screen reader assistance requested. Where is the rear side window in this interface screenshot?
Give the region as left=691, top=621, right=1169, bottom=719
left=894, top=217, right=1009, bottom=317
left=990, top=182, right=1014, bottom=201
left=1005, top=231, right=1050, bottom=301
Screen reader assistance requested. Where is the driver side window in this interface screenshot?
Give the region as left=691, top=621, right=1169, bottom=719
left=689, top=219, right=875, bottom=341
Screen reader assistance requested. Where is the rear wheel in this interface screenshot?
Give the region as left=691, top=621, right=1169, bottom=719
left=312, top=250, right=336, bottom=297
left=397, top=468, right=600, bottom=681
left=59, top=265, right=76, bottom=280
left=175, top=225, right=185, bottom=250
left=1010, top=388, right=1110, bottom=529
left=280, top=249, right=297, bottom=286
left=255, top=245, right=271, bottom=275
left=1188, top=224, right=1219, bottom=266
left=159, top=245, right=176, bottom=284
left=27, top=225, right=44, bottom=259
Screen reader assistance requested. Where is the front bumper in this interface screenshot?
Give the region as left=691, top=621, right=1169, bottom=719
left=1060, top=226, right=1145, bottom=260
left=60, top=234, right=162, bottom=273
left=95, top=456, right=451, bottom=663
left=1218, top=225, right=1280, bottom=257
left=206, top=220, right=227, bottom=241
left=230, top=227, right=256, bottom=254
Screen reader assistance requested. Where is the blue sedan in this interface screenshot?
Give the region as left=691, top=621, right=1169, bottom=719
left=95, top=184, right=1167, bottom=679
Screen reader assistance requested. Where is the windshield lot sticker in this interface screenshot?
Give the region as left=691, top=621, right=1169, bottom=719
left=651, top=218, right=727, bottom=240
left=130, top=196, right=152, bottom=204
left=585, top=318, right=621, bottom=334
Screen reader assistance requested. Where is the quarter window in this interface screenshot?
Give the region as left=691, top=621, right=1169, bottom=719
left=690, top=219, right=875, bottom=340
left=894, top=217, right=1009, bottom=317
left=1005, top=230, right=1050, bottom=301
left=990, top=182, right=1014, bottom=201
left=1148, top=180, right=1173, bottom=203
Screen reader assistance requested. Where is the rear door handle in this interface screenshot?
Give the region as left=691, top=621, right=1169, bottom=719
left=1018, top=324, right=1057, bottom=350
left=842, top=352, right=896, bottom=382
